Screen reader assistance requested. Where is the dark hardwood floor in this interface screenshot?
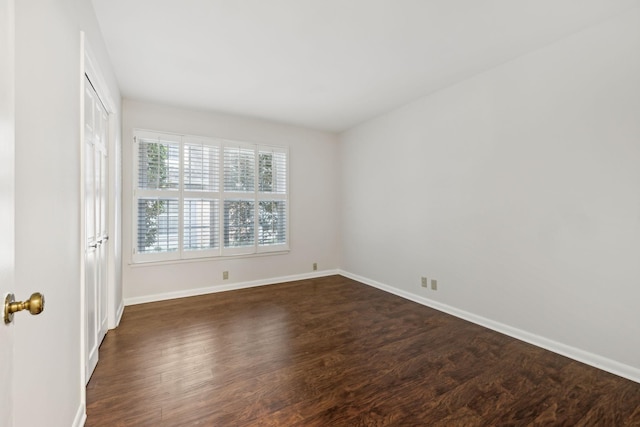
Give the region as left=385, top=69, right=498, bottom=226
left=86, top=275, right=640, bottom=426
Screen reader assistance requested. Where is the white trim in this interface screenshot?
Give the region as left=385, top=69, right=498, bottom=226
left=130, top=249, right=290, bottom=267
left=125, top=269, right=340, bottom=306
left=71, top=401, right=86, bottom=427
left=83, top=44, right=115, bottom=112
left=339, top=270, right=640, bottom=385
left=114, top=299, right=125, bottom=328
left=78, top=30, right=88, bottom=414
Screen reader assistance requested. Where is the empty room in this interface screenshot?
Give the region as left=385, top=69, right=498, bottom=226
left=2, top=1, right=640, bottom=426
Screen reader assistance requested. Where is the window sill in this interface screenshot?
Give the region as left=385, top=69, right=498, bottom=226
left=128, top=249, right=291, bottom=268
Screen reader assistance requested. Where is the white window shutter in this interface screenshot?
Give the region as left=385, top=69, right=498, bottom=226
left=133, top=130, right=288, bottom=262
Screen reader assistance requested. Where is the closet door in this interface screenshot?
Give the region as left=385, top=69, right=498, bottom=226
left=84, top=75, right=109, bottom=382
left=95, top=92, right=109, bottom=345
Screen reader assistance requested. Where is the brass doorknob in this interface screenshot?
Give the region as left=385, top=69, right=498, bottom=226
left=4, top=292, right=45, bottom=324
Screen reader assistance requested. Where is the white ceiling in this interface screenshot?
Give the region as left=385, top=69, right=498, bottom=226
left=92, top=0, right=639, bottom=133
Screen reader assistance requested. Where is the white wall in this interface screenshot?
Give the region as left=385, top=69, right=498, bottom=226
left=340, top=8, right=640, bottom=377
left=14, top=0, right=121, bottom=425
left=122, top=100, right=340, bottom=302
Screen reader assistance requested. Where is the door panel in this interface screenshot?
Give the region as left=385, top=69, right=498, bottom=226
left=97, top=103, right=109, bottom=342
left=0, top=0, right=15, bottom=424
left=84, top=79, right=99, bottom=379
left=85, top=245, right=99, bottom=378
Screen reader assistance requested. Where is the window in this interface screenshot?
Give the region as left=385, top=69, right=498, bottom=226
left=133, top=130, right=288, bottom=263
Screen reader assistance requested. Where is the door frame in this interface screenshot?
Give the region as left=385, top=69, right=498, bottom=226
left=79, top=32, right=120, bottom=392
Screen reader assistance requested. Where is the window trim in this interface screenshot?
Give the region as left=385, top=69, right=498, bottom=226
left=132, top=129, right=289, bottom=264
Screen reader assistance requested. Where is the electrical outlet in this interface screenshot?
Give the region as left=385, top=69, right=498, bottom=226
left=421, top=277, right=428, bottom=287
left=313, top=262, right=318, bottom=271
left=223, top=271, right=229, bottom=280
left=431, top=279, right=437, bottom=291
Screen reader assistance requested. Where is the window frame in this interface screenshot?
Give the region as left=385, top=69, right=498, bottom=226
left=132, top=129, right=289, bottom=264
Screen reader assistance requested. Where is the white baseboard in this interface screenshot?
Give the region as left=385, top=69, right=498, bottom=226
left=115, top=300, right=124, bottom=326
left=72, top=401, right=86, bottom=427
left=339, top=270, right=640, bottom=385
left=107, top=300, right=125, bottom=330
left=124, top=269, right=340, bottom=306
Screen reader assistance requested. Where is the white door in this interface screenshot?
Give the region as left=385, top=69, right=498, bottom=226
left=0, top=0, right=15, bottom=425
left=84, top=75, right=109, bottom=381
left=97, top=104, right=109, bottom=342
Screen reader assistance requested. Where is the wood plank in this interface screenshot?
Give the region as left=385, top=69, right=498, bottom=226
left=86, top=275, right=640, bottom=426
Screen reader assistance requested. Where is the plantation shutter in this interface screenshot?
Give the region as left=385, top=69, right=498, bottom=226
left=183, top=138, right=220, bottom=255
left=134, top=132, right=181, bottom=260
left=222, top=144, right=256, bottom=254
left=133, top=130, right=289, bottom=263
left=223, top=145, right=255, bottom=192
left=183, top=198, right=219, bottom=251
left=257, top=147, right=288, bottom=248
